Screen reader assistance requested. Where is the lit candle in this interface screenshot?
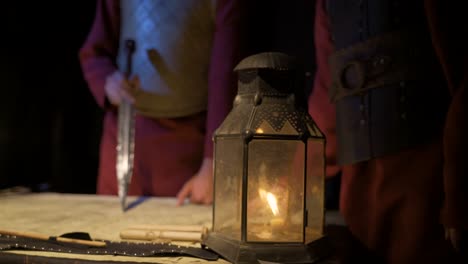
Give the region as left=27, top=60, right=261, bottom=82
left=270, top=217, right=285, bottom=232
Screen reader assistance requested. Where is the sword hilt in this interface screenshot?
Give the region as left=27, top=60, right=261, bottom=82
left=124, top=39, right=136, bottom=78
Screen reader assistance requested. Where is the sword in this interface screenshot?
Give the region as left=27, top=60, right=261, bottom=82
left=117, top=39, right=136, bottom=211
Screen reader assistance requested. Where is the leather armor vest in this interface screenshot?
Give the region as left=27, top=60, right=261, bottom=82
left=326, top=0, right=450, bottom=165
left=116, top=0, right=215, bottom=118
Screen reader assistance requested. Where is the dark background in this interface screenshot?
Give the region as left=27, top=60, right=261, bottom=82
left=0, top=1, right=317, bottom=194
left=1, top=1, right=102, bottom=193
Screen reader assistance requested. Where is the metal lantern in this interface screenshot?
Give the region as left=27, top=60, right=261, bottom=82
left=202, top=52, right=330, bottom=264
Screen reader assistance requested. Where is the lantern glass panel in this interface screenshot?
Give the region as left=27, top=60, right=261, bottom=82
left=213, top=137, right=243, bottom=240
left=246, top=139, right=304, bottom=242
left=305, top=139, right=325, bottom=243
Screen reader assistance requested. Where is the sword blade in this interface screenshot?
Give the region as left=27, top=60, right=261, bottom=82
left=117, top=100, right=135, bottom=211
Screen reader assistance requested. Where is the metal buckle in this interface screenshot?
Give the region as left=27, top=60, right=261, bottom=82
left=338, top=60, right=366, bottom=91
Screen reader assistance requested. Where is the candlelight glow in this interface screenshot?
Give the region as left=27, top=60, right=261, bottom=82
left=258, top=189, right=279, bottom=216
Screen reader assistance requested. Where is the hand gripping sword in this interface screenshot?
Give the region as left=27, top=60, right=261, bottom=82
left=117, top=39, right=136, bottom=211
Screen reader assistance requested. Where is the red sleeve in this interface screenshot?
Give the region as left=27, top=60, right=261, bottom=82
left=308, top=0, right=341, bottom=178
left=425, top=0, right=468, bottom=229
left=204, top=0, right=242, bottom=158
left=78, top=0, right=120, bottom=109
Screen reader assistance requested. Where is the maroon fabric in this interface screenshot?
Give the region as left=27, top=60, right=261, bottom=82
left=309, top=0, right=467, bottom=263
left=79, top=0, right=119, bottom=110
left=308, top=0, right=341, bottom=180
left=424, top=0, right=468, bottom=230
left=79, top=0, right=240, bottom=196
left=205, top=0, right=242, bottom=158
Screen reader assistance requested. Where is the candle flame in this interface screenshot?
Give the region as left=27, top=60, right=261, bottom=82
left=258, top=189, right=279, bottom=216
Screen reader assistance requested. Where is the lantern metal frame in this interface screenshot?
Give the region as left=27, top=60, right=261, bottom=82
left=202, top=52, right=332, bottom=264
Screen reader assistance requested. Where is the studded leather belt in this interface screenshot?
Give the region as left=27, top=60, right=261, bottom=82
left=0, top=232, right=218, bottom=260
left=328, top=28, right=438, bottom=103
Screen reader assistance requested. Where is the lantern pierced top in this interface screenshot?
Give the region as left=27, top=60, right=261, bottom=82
left=216, top=52, right=324, bottom=139
left=234, top=52, right=297, bottom=71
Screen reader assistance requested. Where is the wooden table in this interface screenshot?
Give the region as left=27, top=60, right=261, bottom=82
left=0, top=192, right=350, bottom=264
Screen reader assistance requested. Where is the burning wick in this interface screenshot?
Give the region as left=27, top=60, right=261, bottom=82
left=259, top=189, right=279, bottom=215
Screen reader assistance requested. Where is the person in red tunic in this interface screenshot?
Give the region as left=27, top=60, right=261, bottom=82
left=309, top=0, right=467, bottom=263
left=79, top=0, right=241, bottom=205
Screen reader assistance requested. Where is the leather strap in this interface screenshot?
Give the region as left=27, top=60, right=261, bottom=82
left=328, top=28, right=437, bottom=103
left=0, top=233, right=219, bottom=260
